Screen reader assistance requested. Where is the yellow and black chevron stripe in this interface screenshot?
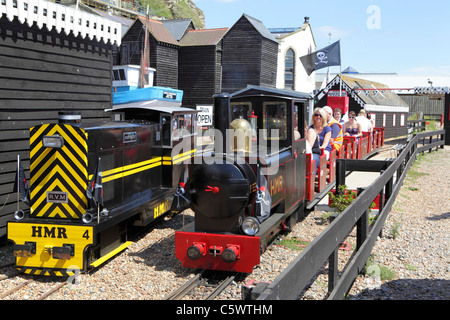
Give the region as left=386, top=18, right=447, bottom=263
left=29, top=124, right=88, bottom=219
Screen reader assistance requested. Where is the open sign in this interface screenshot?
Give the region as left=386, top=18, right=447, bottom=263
left=196, top=105, right=213, bottom=126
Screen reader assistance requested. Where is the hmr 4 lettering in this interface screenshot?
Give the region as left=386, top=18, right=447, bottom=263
left=31, top=226, right=68, bottom=238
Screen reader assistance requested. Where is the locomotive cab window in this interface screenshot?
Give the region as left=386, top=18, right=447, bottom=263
left=263, top=102, right=287, bottom=140
left=172, top=113, right=197, bottom=141
left=161, top=115, right=171, bottom=147
left=293, top=103, right=306, bottom=141
left=230, top=102, right=252, bottom=122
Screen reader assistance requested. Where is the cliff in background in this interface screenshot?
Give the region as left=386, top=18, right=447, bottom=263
left=145, top=0, right=205, bottom=28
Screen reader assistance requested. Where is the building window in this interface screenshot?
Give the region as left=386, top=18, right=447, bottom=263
left=284, top=49, right=295, bottom=90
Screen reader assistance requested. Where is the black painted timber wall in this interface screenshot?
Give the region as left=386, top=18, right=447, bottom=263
left=117, top=19, right=179, bottom=89
left=178, top=44, right=223, bottom=108
left=0, top=16, right=114, bottom=239
left=221, top=16, right=278, bottom=94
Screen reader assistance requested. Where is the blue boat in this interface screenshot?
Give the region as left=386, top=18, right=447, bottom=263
left=112, top=65, right=183, bottom=108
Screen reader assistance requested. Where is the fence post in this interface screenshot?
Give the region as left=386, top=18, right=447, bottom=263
left=378, top=171, right=385, bottom=238
left=336, top=159, right=346, bottom=192
left=356, top=188, right=368, bottom=250
left=328, top=247, right=339, bottom=294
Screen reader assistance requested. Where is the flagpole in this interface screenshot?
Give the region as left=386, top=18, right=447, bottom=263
left=339, top=39, right=342, bottom=96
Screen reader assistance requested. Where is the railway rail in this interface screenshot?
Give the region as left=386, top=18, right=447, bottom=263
left=165, top=271, right=238, bottom=300
left=0, top=274, right=73, bottom=300
left=0, top=256, right=81, bottom=300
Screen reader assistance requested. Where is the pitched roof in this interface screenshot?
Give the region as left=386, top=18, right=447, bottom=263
left=231, top=85, right=311, bottom=100
left=137, top=17, right=179, bottom=46
left=162, top=19, right=194, bottom=41
left=342, top=75, right=408, bottom=107
left=319, top=75, right=409, bottom=108
left=342, top=66, right=359, bottom=74
left=179, top=28, right=228, bottom=46
left=239, top=14, right=278, bottom=43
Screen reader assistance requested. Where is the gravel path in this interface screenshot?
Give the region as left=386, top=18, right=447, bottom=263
left=347, top=146, right=449, bottom=300
left=0, top=146, right=448, bottom=300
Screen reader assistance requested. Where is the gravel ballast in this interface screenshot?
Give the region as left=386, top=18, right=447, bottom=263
left=0, top=146, right=448, bottom=300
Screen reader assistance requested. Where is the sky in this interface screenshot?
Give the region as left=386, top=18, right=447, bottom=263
left=192, top=0, right=450, bottom=76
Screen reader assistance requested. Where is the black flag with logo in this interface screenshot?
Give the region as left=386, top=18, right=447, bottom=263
left=13, top=155, right=29, bottom=205
left=300, top=40, right=341, bottom=76
left=87, top=157, right=103, bottom=207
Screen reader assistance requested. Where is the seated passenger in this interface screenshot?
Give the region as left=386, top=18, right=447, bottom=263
left=333, top=107, right=345, bottom=124
left=308, top=108, right=332, bottom=171
left=306, top=126, right=321, bottom=173
left=323, top=106, right=343, bottom=152
left=343, top=111, right=362, bottom=140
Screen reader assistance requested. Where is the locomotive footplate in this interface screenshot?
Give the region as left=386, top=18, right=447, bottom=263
left=7, top=221, right=94, bottom=276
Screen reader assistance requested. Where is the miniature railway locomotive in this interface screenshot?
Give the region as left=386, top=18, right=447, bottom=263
left=175, top=86, right=385, bottom=273
left=175, top=86, right=310, bottom=273
left=8, top=101, right=197, bottom=276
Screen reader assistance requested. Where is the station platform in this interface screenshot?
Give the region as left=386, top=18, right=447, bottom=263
left=316, top=143, right=402, bottom=208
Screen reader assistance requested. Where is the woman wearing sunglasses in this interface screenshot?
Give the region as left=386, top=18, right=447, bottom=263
left=343, top=111, right=362, bottom=140
left=306, top=108, right=332, bottom=173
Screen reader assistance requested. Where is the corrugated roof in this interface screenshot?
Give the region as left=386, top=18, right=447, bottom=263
left=137, top=17, right=179, bottom=46
left=179, top=28, right=228, bottom=46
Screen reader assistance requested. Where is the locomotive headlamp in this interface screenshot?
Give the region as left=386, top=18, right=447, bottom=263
left=43, top=135, right=64, bottom=148
left=241, top=216, right=260, bottom=236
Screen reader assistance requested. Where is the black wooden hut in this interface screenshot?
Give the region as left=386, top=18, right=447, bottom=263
left=221, top=14, right=279, bottom=94
left=117, top=17, right=180, bottom=89
left=315, top=75, right=410, bottom=139
left=0, top=9, right=120, bottom=238
left=178, top=28, right=228, bottom=108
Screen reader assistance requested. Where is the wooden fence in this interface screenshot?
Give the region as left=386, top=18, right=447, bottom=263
left=244, top=129, right=445, bottom=300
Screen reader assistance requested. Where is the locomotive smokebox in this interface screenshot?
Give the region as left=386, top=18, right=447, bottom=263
left=188, top=154, right=256, bottom=233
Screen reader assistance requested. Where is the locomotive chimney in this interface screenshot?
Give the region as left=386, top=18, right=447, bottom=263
left=213, top=93, right=231, bottom=154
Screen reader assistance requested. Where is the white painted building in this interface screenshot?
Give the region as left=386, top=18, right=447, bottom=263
left=270, top=17, right=316, bottom=94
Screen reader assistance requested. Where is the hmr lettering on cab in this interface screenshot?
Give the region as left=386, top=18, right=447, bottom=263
left=31, top=226, right=68, bottom=238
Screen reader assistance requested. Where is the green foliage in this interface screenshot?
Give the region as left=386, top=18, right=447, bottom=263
left=327, top=185, right=357, bottom=213
left=275, top=237, right=310, bottom=251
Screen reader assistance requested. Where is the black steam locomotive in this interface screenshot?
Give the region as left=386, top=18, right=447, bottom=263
left=175, top=86, right=311, bottom=273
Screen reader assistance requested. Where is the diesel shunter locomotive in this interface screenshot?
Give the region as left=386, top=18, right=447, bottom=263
left=8, top=102, right=197, bottom=276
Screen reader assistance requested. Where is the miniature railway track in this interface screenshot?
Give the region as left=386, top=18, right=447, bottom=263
left=165, top=271, right=237, bottom=300
left=0, top=267, right=80, bottom=300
